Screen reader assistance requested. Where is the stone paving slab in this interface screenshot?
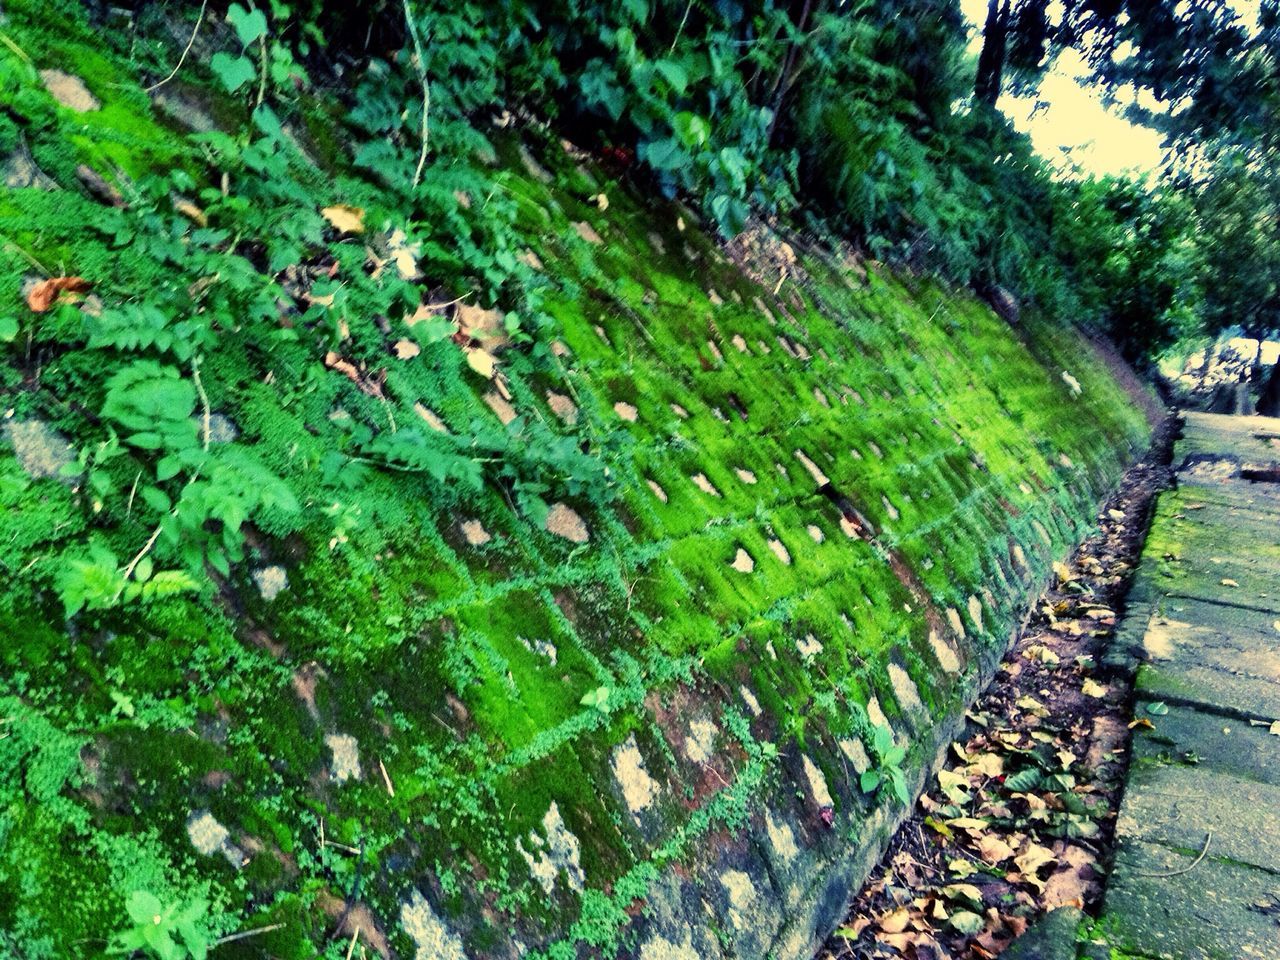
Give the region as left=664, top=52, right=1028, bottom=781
left=1105, top=838, right=1280, bottom=960
left=1130, top=700, right=1280, bottom=786
left=1117, top=762, right=1280, bottom=872
left=1101, top=412, right=1280, bottom=960
left=1176, top=412, right=1280, bottom=474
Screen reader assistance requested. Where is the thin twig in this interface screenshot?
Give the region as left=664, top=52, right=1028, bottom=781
left=344, top=927, right=361, bottom=960
left=377, top=758, right=395, bottom=797
left=402, top=0, right=431, bottom=186
left=1132, top=831, right=1211, bottom=878
left=670, top=0, right=695, bottom=52
left=214, top=923, right=285, bottom=947
left=145, top=0, right=209, bottom=93
left=192, top=358, right=212, bottom=450
left=256, top=35, right=268, bottom=109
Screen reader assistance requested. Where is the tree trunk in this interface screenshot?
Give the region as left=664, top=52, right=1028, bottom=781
left=974, top=0, right=1010, bottom=106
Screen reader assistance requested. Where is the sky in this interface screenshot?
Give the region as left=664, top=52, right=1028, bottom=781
left=956, top=0, right=1168, bottom=178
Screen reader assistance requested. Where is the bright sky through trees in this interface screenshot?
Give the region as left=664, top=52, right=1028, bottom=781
left=958, top=0, right=1167, bottom=176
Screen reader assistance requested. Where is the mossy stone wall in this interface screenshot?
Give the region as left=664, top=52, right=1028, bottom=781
left=0, top=3, right=1152, bottom=956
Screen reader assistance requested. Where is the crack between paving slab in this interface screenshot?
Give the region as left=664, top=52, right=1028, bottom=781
left=1136, top=690, right=1277, bottom=725
left=1162, top=589, right=1280, bottom=618
left=1121, top=837, right=1280, bottom=879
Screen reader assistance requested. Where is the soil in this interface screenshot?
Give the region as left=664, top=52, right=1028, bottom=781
left=817, top=413, right=1179, bottom=960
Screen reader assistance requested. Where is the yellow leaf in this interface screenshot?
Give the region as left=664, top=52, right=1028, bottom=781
left=970, top=752, right=1004, bottom=777
left=1221, top=578, right=1240, bottom=587
left=321, top=204, right=366, bottom=234
left=1081, top=679, right=1107, bottom=698
left=945, top=817, right=990, bottom=830
left=174, top=200, right=207, bottom=227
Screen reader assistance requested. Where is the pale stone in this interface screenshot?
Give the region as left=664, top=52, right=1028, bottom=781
left=639, top=933, right=700, bottom=960
left=967, top=594, right=985, bottom=633
left=414, top=403, right=449, bottom=432
left=692, top=473, right=720, bottom=496
left=731, top=334, right=749, bottom=353
left=794, top=449, right=829, bottom=486
left=730, top=549, right=755, bottom=573
left=839, top=738, right=870, bottom=775
left=721, top=869, right=759, bottom=931
left=545, top=503, right=589, bottom=544
left=740, top=685, right=762, bottom=717
left=765, top=808, right=800, bottom=861
left=400, top=890, right=469, bottom=960
left=573, top=221, right=603, bottom=244
left=647, top=479, right=669, bottom=503
left=325, top=733, right=362, bottom=783
left=802, top=754, right=833, bottom=808
left=40, top=69, right=99, bottom=112
left=4, top=419, right=75, bottom=480
left=484, top=391, right=517, bottom=425
left=866, top=696, right=888, bottom=730
left=813, top=387, right=829, bottom=407
left=614, top=401, right=638, bottom=422
left=252, top=565, right=288, bottom=602
left=796, top=633, right=823, bottom=659
left=612, top=734, right=659, bottom=821
left=735, top=468, right=757, bottom=485
left=684, top=718, right=717, bottom=764
left=929, top=630, right=961, bottom=673
left=186, top=811, right=230, bottom=856
left=670, top=403, right=689, bottom=419
left=807, top=524, right=825, bottom=543
left=520, top=801, right=586, bottom=895
left=707, top=289, right=723, bottom=306
left=887, top=663, right=923, bottom=714
left=946, top=607, right=966, bottom=639
left=767, top=539, right=791, bottom=565
left=882, top=496, right=900, bottom=521
left=707, top=339, right=724, bottom=363
left=546, top=391, right=577, bottom=424
left=518, top=143, right=552, bottom=183
left=461, top=519, right=491, bottom=546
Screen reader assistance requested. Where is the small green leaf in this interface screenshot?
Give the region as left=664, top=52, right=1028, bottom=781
left=950, top=910, right=985, bottom=934
left=0, top=316, right=18, bottom=342
left=1146, top=701, right=1170, bottom=716
left=209, top=52, right=256, bottom=92
left=226, top=3, right=268, bottom=46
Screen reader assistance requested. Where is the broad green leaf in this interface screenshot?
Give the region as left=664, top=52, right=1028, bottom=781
left=227, top=3, right=268, bottom=46
left=209, top=52, right=256, bottom=93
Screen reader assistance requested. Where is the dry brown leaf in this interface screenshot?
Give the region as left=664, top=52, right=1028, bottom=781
left=878, top=907, right=911, bottom=934
left=321, top=204, right=366, bottom=234
left=1014, top=842, right=1056, bottom=878
left=976, top=835, right=1015, bottom=864
left=27, top=276, right=92, bottom=313
left=174, top=200, right=208, bottom=227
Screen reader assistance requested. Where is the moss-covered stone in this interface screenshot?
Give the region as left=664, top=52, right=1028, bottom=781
left=0, top=3, right=1154, bottom=957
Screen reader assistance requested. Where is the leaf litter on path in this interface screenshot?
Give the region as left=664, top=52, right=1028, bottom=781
left=818, top=416, right=1177, bottom=960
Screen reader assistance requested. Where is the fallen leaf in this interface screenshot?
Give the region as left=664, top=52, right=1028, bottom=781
left=878, top=907, right=911, bottom=934
left=1145, top=701, right=1169, bottom=716
left=1014, top=843, right=1057, bottom=877
left=1270, top=720, right=1280, bottom=737
left=1081, top=679, right=1107, bottom=698
left=321, top=204, right=366, bottom=234
left=834, top=917, right=871, bottom=939
left=1128, top=717, right=1155, bottom=730
left=1221, top=578, right=1239, bottom=587
left=950, top=909, right=985, bottom=934
left=971, top=752, right=1005, bottom=777
left=976, top=835, right=1015, bottom=864
left=27, top=276, right=92, bottom=312
left=1016, top=695, right=1050, bottom=716
left=174, top=200, right=207, bottom=226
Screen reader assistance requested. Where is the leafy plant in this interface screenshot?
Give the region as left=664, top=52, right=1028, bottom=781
left=107, top=891, right=210, bottom=960
left=860, top=722, right=909, bottom=806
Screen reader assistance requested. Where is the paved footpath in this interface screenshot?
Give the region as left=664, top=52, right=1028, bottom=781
left=1097, top=412, right=1280, bottom=960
